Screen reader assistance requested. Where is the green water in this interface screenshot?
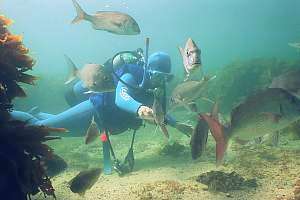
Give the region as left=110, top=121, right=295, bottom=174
left=1, top=0, right=300, bottom=199
left=1, top=0, right=298, bottom=111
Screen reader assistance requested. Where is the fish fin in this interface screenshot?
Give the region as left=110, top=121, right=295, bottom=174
left=19, top=73, right=38, bottom=85
left=178, top=46, right=184, bottom=57
left=182, top=103, right=192, bottom=112
left=188, top=102, right=198, bottom=112
left=272, top=132, right=279, bottom=147
left=211, top=101, right=219, bottom=121
left=260, top=112, right=282, bottom=123
left=159, top=125, right=169, bottom=138
left=64, top=54, right=78, bottom=84
left=71, top=0, right=87, bottom=24
left=42, top=127, right=69, bottom=133
left=178, top=46, right=189, bottom=75
left=200, top=97, right=215, bottom=104
left=15, top=83, right=27, bottom=97
left=254, top=136, right=263, bottom=144
left=112, top=21, right=123, bottom=28
left=183, top=74, right=190, bottom=82
left=295, top=89, right=300, bottom=97
left=279, top=104, right=284, bottom=116
left=199, top=114, right=228, bottom=166
left=85, top=116, right=99, bottom=144
left=234, top=138, right=249, bottom=145
left=154, top=125, right=158, bottom=134
left=79, top=192, right=85, bottom=196
left=175, top=122, right=193, bottom=137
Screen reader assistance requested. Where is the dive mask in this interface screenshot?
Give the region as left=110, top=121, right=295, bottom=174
left=148, top=70, right=174, bottom=86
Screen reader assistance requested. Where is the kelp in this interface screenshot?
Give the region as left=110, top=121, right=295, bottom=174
left=0, top=15, right=35, bottom=104
left=0, top=15, right=60, bottom=199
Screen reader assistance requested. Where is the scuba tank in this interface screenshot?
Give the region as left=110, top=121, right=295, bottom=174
left=106, top=38, right=150, bottom=93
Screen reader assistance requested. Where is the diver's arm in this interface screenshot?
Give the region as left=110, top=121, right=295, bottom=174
left=115, top=73, right=143, bottom=115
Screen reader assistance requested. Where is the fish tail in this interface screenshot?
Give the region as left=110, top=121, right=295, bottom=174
left=64, top=54, right=78, bottom=84
left=211, top=100, right=219, bottom=120
left=199, top=114, right=228, bottom=166
left=71, top=0, right=87, bottom=24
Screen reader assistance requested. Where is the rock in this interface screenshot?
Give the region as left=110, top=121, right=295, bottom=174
left=196, top=171, right=257, bottom=193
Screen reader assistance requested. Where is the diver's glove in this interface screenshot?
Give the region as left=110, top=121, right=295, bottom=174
left=137, top=105, right=154, bottom=121
left=174, top=122, right=193, bottom=137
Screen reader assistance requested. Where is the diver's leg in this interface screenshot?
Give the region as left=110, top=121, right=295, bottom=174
left=9, top=110, right=39, bottom=124
left=35, top=100, right=96, bottom=136
left=64, top=81, right=90, bottom=107
left=34, top=112, right=55, bottom=120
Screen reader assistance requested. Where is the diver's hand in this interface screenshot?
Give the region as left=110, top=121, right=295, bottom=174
left=138, top=106, right=154, bottom=120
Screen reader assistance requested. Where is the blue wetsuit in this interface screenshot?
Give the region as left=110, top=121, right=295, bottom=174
left=10, top=62, right=176, bottom=136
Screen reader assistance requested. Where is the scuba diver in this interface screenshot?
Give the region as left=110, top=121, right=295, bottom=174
left=10, top=39, right=193, bottom=175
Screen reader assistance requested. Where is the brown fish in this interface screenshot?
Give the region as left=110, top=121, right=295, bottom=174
left=44, top=154, right=68, bottom=177
left=71, top=0, right=140, bottom=35
left=200, top=88, right=300, bottom=165
left=85, top=116, right=99, bottom=144
left=269, top=69, right=300, bottom=98
left=64, top=55, right=115, bottom=93
left=179, top=38, right=201, bottom=80
left=152, top=89, right=169, bottom=138
left=69, top=168, right=101, bottom=195
left=190, top=102, right=218, bottom=159
left=190, top=117, right=208, bottom=160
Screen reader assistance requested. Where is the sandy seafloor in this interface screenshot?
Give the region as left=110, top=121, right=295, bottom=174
left=32, top=123, right=300, bottom=200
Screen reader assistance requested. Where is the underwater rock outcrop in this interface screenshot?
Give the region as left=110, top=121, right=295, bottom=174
left=207, top=58, right=300, bottom=113
left=0, top=15, right=61, bottom=199
left=196, top=171, right=257, bottom=192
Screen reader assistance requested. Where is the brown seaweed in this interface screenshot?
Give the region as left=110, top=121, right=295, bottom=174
left=0, top=15, right=36, bottom=103
left=0, top=15, right=60, bottom=199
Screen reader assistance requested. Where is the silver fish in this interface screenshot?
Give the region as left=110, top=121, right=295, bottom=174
left=169, top=75, right=216, bottom=112
left=200, top=88, right=300, bottom=165
left=85, top=116, right=99, bottom=144
left=179, top=38, right=201, bottom=80
left=71, top=0, right=140, bottom=35
left=269, top=69, right=300, bottom=98
left=288, top=42, right=300, bottom=50
left=152, top=89, right=169, bottom=138
left=64, top=55, right=115, bottom=93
